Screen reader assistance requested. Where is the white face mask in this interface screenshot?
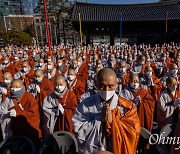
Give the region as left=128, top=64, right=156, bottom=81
left=47, top=58, right=51, bottom=62
left=169, top=85, right=177, bottom=92
left=146, top=72, right=153, bottom=78
left=68, top=75, right=75, bottom=81
left=23, top=67, right=29, bottom=72
left=77, top=61, right=81, bottom=66
left=10, top=87, right=22, bottom=92
left=4, top=79, right=11, bottom=85
left=140, top=61, right=145, bottom=65
left=39, top=63, right=44, bottom=66
left=119, top=68, right=126, bottom=74
left=98, top=90, right=116, bottom=102
left=130, top=83, right=139, bottom=90
left=56, top=85, right=66, bottom=93
left=4, top=60, right=9, bottom=64
left=14, top=57, right=19, bottom=61
left=171, top=69, right=178, bottom=76
left=58, top=63, right=63, bottom=67
left=47, top=65, right=52, bottom=70
left=98, top=64, right=102, bottom=68
left=36, top=77, right=43, bottom=83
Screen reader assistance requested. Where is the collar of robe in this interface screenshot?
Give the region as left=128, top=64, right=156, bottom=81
left=54, top=87, right=67, bottom=99
left=11, top=87, right=25, bottom=99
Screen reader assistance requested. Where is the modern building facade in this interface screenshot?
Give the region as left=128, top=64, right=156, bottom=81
left=0, top=15, right=34, bottom=34
left=0, top=0, right=23, bottom=16
left=72, top=0, right=180, bottom=45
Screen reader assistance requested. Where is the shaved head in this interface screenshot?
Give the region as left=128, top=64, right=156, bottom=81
left=96, top=68, right=117, bottom=91
left=129, top=74, right=139, bottom=83
left=169, top=63, right=178, bottom=70
left=67, top=69, right=76, bottom=76
left=97, top=68, right=117, bottom=82
left=22, top=61, right=30, bottom=67
left=55, top=76, right=67, bottom=86
left=144, top=66, right=153, bottom=73
left=11, top=79, right=24, bottom=88
left=3, top=72, right=13, bottom=79
left=35, top=69, right=44, bottom=78
left=166, top=77, right=177, bottom=85
left=119, top=61, right=126, bottom=68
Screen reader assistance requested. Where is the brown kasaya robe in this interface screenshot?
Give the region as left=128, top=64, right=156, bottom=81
left=10, top=92, right=42, bottom=143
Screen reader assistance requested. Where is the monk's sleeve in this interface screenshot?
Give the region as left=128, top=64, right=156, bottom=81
left=106, top=102, right=141, bottom=154
left=72, top=99, right=104, bottom=152
left=13, top=97, right=39, bottom=119
left=158, top=93, right=176, bottom=116
left=63, top=93, right=78, bottom=133
left=151, top=77, right=163, bottom=101
left=138, top=91, right=155, bottom=131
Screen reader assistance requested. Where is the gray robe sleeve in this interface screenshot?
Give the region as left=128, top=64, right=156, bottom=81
left=43, top=94, right=59, bottom=134
left=72, top=97, right=105, bottom=154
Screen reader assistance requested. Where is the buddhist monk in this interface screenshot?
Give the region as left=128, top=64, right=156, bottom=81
left=121, top=74, right=155, bottom=127
left=56, top=59, right=68, bottom=76
left=44, top=61, right=60, bottom=85
left=13, top=54, right=22, bottom=72
left=2, top=57, right=16, bottom=76
left=66, top=69, right=85, bottom=102
left=28, top=69, right=54, bottom=107
left=22, top=52, right=34, bottom=69
left=73, top=68, right=141, bottom=154
left=76, top=57, right=89, bottom=85
left=37, top=58, right=47, bottom=72
left=107, top=54, right=117, bottom=70
left=43, top=76, right=78, bottom=137
left=14, top=61, right=34, bottom=89
left=140, top=66, right=163, bottom=102
left=0, top=79, right=42, bottom=144
left=161, top=63, right=180, bottom=90
left=120, top=74, right=155, bottom=149
left=0, top=72, right=13, bottom=103
left=131, top=55, right=147, bottom=76
left=157, top=77, right=180, bottom=130
left=116, top=61, right=130, bottom=94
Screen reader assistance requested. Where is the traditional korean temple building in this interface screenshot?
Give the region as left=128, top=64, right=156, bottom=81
left=72, top=0, right=180, bottom=45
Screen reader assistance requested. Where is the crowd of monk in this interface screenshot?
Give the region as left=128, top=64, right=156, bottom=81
left=0, top=43, right=179, bottom=154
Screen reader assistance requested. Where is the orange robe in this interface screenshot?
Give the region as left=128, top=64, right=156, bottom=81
left=68, top=78, right=85, bottom=102
left=47, top=70, right=61, bottom=86
left=10, top=92, right=42, bottom=143
left=37, top=77, right=54, bottom=107
left=27, top=57, right=34, bottom=69
left=0, top=71, right=3, bottom=83
left=118, top=72, right=130, bottom=88
left=106, top=97, right=141, bottom=154
left=14, top=60, right=23, bottom=72
left=54, top=90, right=78, bottom=133
left=3, top=64, right=16, bottom=76
left=147, top=76, right=163, bottom=102
left=77, top=63, right=89, bottom=86
left=23, top=69, right=35, bottom=89
left=132, top=88, right=155, bottom=132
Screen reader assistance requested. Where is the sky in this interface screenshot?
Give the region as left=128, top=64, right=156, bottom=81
left=83, top=0, right=160, bottom=4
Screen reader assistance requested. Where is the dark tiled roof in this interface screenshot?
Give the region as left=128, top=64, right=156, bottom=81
left=72, top=0, right=180, bottom=22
